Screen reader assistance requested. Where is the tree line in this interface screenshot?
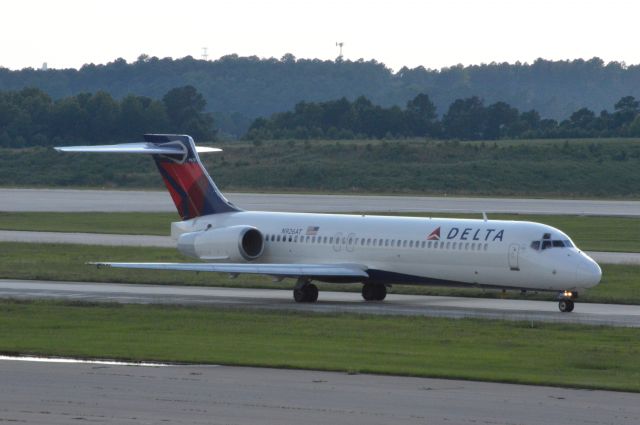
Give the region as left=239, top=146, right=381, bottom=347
left=3, top=55, right=640, bottom=136
left=246, top=94, right=640, bottom=140
left=0, top=85, right=215, bottom=147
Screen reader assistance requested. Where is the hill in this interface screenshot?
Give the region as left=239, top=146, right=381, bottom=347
left=2, top=55, right=640, bottom=136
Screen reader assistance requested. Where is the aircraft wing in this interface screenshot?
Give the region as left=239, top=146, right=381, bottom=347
left=90, top=262, right=369, bottom=279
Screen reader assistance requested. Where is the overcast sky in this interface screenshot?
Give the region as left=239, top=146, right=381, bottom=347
left=2, top=0, right=639, bottom=71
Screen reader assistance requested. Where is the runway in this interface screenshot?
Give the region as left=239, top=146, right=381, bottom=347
left=1, top=230, right=637, bottom=264
left=2, top=359, right=637, bottom=425
left=2, top=279, right=640, bottom=327
left=2, top=188, right=640, bottom=215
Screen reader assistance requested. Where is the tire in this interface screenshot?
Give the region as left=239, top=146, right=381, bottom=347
left=566, top=299, right=575, bottom=312
left=362, top=283, right=376, bottom=301
left=374, top=285, right=387, bottom=301
left=306, top=284, right=319, bottom=303
left=294, top=287, right=306, bottom=303
left=558, top=299, right=574, bottom=313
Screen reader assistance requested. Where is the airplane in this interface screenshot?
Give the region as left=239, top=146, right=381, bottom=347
left=55, top=134, right=602, bottom=313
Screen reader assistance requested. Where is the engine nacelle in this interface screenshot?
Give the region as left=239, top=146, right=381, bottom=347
left=177, top=225, right=264, bottom=261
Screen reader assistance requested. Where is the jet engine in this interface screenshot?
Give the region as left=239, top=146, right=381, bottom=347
left=177, top=225, right=264, bottom=261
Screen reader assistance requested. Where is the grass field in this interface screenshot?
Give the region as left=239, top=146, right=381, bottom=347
left=0, top=242, right=638, bottom=305
left=1, top=211, right=638, bottom=252
left=0, top=299, right=638, bottom=392
left=2, top=138, right=640, bottom=197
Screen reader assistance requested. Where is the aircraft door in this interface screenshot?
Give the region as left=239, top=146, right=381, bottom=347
left=508, top=244, right=520, bottom=271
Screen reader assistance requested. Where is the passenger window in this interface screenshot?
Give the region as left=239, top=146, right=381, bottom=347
left=427, top=241, right=432, bottom=248
left=452, top=242, right=457, bottom=249
left=329, top=237, right=334, bottom=244
left=446, top=242, right=450, bottom=249
left=361, top=239, right=365, bottom=246
left=484, top=243, right=488, bottom=251
left=402, top=240, right=407, bottom=248
left=440, top=242, right=445, bottom=249
left=276, top=235, right=281, bottom=242
left=471, top=243, right=475, bottom=250
left=421, top=241, right=425, bottom=248
left=409, top=240, right=414, bottom=248
left=348, top=238, right=353, bottom=244
left=367, top=238, right=371, bottom=246
left=323, top=236, right=327, bottom=243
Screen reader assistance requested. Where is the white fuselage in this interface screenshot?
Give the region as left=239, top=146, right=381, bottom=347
left=172, top=211, right=602, bottom=292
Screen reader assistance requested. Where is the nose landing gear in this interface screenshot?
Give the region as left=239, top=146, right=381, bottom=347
left=557, top=290, right=578, bottom=313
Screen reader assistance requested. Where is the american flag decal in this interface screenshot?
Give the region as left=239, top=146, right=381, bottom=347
left=306, top=226, right=320, bottom=236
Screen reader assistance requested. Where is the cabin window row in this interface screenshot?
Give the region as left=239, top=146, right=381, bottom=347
left=265, top=234, right=489, bottom=251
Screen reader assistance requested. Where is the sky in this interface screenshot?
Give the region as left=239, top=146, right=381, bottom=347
left=2, top=0, right=640, bottom=71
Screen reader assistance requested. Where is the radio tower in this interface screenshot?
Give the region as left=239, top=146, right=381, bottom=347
left=336, top=42, right=344, bottom=61
left=202, top=47, right=209, bottom=61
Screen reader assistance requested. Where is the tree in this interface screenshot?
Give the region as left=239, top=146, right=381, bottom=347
left=483, top=101, right=519, bottom=139
left=442, top=97, right=486, bottom=140
left=162, top=85, right=216, bottom=141
left=405, top=93, right=438, bottom=137
left=613, top=96, right=639, bottom=129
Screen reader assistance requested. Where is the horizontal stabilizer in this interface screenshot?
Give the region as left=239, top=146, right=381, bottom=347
left=54, top=143, right=221, bottom=154
left=90, top=262, right=369, bottom=279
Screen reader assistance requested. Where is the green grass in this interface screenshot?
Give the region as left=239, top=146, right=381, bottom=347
left=0, top=212, right=177, bottom=236
left=1, top=211, right=638, bottom=252
left=0, top=242, right=638, bottom=305
left=2, top=138, right=640, bottom=197
left=0, top=300, right=639, bottom=392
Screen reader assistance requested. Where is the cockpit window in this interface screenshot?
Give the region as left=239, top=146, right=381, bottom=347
left=531, top=238, right=574, bottom=250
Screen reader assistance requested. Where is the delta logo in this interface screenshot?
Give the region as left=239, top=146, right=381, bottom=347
left=426, top=226, right=505, bottom=242
left=427, top=227, right=441, bottom=240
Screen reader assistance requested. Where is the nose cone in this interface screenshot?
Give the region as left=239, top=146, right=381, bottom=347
left=575, top=258, right=602, bottom=288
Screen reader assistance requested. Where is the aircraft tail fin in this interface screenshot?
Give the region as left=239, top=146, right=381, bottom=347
left=55, top=134, right=241, bottom=220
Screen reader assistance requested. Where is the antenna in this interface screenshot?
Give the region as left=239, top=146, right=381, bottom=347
left=201, top=47, right=209, bottom=61
left=335, top=42, right=344, bottom=60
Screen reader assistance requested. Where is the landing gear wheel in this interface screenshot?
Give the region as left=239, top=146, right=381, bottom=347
left=373, top=284, right=387, bottom=301
left=558, top=299, right=574, bottom=313
left=362, top=283, right=386, bottom=301
left=293, top=282, right=318, bottom=303
left=306, top=283, right=318, bottom=302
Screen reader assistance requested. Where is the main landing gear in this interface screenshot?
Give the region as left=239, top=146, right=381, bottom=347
left=293, top=279, right=318, bottom=303
left=557, top=290, right=578, bottom=313
left=362, top=283, right=387, bottom=301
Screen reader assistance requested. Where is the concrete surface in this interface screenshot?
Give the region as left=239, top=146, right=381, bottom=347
left=2, top=188, right=639, bottom=215
left=0, top=358, right=638, bottom=425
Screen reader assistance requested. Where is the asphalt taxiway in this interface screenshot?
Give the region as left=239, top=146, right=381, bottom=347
left=1, top=358, right=638, bottom=425
left=2, top=279, right=640, bottom=327
left=2, top=188, right=639, bottom=215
